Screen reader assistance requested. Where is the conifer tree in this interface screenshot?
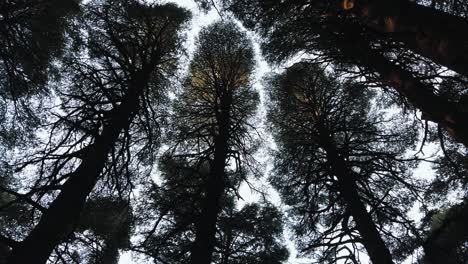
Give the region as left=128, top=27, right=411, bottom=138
left=206, top=0, right=468, bottom=147
left=133, top=156, right=288, bottom=264
left=267, top=62, right=423, bottom=263
left=163, top=21, right=262, bottom=264
left=3, top=1, right=190, bottom=263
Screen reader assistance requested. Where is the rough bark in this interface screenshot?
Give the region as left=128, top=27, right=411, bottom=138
left=343, top=0, right=468, bottom=77
left=6, top=71, right=150, bottom=264
left=190, top=93, right=232, bottom=264
left=317, top=125, right=394, bottom=264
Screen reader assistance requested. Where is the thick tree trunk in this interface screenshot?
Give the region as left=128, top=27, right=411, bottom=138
left=358, top=45, right=468, bottom=147
left=343, top=0, right=468, bottom=77
left=318, top=126, right=394, bottom=264
left=325, top=20, right=468, bottom=147
left=6, top=72, right=149, bottom=264
left=190, top=94, right=232, bottom=264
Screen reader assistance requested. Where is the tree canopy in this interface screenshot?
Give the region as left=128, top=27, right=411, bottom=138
left=1, top=0, right=467, bottom=263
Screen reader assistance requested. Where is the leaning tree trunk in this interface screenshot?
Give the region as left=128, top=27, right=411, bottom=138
left=341, top=0, right=468, bottom=77
left=190, top=93, right=232, bottom=264
left=324, top=20, right=468, bottom=147
left=317, top=125, right=394, bottom=264
left=355, top=42, right=468, bottom=147
left=6, top=70, right=151, bottom=264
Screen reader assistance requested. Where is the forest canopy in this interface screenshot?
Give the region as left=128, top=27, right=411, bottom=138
left=1, top=0, right=467, bottom=263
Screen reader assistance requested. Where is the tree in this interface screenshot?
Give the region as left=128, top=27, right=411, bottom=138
left=337, top=0, right=468, bottom=77
left=4, top=1, right=190, bottom=263
left=419, top=198, right=468, bottom=264
left=216, top=0, right=468, bottom=77
left=419, top=108, right=468, bottom=263
left=0, top=0, right=80, bottom=99
left=0, top=0, right=81, bottom=186
left=73, top=197, right=133, bottom=264
left=267, top=62, right=423, bottom=263
left=164, top=21, right=261, bottom=264
left=209, top=0, right=468, bottom=148
left=133, top=156, right=288, bottom=264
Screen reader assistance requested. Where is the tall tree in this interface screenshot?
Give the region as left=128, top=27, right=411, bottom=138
left=213, top=0, right=468, bottom=77
left=0, top=0, right=81, bottom=186
left=267, top=62, right=423, bottom=263
left=209, top=0, right=468, bottom=148
left=4, top=1, right=190, bottom=263
left=165, top=21, right=260, bottom=264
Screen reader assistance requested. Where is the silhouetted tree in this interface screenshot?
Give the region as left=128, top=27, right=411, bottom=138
left=164, top=21, right=260, bottom=264
left=133, top=156, right=288, bottom=264
left=0, top=0, right=81, bottom=185
left=4, top=1, right=190, bottom=263
left=204, top=0, right=468, bottom=148
left=267, top=62, right=423, bottom=263
left=419, top=109, right=468, bottom=263
left=335, top=0, right=468, bottom=77
left=419, top=198, right=468, bottom=264
left=0, top=0, right=80, bottom=99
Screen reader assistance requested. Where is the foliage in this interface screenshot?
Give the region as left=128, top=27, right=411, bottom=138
left=267, top=62, right=423, bottom=262
left=1, top=0, right=468, bottom=263
left=134, top=156, right=288, bottom=264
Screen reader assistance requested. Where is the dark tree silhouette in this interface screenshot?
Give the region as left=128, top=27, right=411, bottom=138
left=3, top=1, right=467, bottom=264
left=419, top=198, right=468, bottom=264
left=205, top=0, right=468, bottom=148
left=267, top=62, right=424, bottom=263
left=0, top=0, right=81, bottom=182
left=161, top=21, right=261, bottom=264
left=72, top=197, right=133, bottom=264
left=0, top=0, right=80, bottom=99
left=336, top=0, right=468, bottom=77
left=4, top=1, right=190, bottom=263
left=132, top=156, right=288, bottom=264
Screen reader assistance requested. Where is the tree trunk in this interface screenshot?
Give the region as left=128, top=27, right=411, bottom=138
left=343, top=0, right=468, bottom=77
left=360, top=44, right=468, bottom=147
left=7, top=71, right=150, bottom=264
left=326, top=20, right=468, bottom=147
left=190, top=94, right=232, bottom=264
left=318, top=125, right=394, bottom=264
